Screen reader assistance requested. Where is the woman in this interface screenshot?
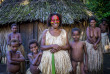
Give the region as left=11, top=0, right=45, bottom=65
left=85, top=17, right=103, bottom=73
left=38, top=13, right=72, bottom=74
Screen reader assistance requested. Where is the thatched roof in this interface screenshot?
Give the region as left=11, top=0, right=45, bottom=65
left=0, top=0, right=92, bottom=25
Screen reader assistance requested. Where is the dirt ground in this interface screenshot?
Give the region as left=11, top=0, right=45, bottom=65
left=0, top=54, right=110, bottom=74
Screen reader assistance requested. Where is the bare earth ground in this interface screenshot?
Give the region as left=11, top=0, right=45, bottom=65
left=0, top=54, right=110, bottom=74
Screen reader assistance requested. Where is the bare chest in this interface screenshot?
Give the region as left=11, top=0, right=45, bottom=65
left=10, top=34, right=19, bottom=39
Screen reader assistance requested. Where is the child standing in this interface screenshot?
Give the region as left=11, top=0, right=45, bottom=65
left=7, top=23, right=24, bottom=56
left=69, top=28, right=88, bottom=74
left=7, top=23, right=25, bottom=73
left=27, top=39, right=42, bottom=74
left=7, top=39, right=25, bottom=74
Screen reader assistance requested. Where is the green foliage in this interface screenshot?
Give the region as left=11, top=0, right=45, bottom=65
left=86, top=0, right=110, bottom=22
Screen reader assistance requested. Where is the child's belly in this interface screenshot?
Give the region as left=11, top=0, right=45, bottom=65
left=71, top=51, right=84, bottom=62
left=30, top=65, right=40, bottom=74
left=7, top=63, right=20, bottom=73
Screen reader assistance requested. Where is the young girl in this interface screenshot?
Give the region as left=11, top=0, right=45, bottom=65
left=27, top=39, right=42, bottom=74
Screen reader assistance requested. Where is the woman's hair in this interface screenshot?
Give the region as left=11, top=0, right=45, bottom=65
left=9, top=39, right=19, bottom=46
left=11, top=23, right=17, bottom=28
left=71, top=28, right=81, bottom=34
left=101, top=18, right=107, bottom=22
left=89, top=17, right=96, bottom=23
left=47, top=13, right=62, bottom=27
left=28, top=39, right=39, bottom=48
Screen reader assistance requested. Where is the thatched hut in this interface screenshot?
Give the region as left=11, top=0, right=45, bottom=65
left=0, top=0, right=93, bottom=63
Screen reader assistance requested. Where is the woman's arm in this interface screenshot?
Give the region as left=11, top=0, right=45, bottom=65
left=94, top=28, right=101, bottom=45
left=86, top=27, right=94, bottom=43
left=41, top=29, right=54, bottom=50
left=60, top=32, right=70, bottom=50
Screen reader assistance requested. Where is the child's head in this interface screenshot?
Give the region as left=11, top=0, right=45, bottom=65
left=9, top=39, right=19, bottom=52
left=11, top=23, right=18, bottom=33
left=29, top=39, right=39, bottom=53
left=71, top=28, right=81, bottom=41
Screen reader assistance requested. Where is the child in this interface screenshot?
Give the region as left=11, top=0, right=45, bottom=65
left=7, top=23, right=25, bottom=73
left=69, top=28, right=88, bottom=74
left=7, top=23, right=24, bottom=55
left=28, top=39, right=42, bottom=74
left=7, top=39, right=25, bottom=74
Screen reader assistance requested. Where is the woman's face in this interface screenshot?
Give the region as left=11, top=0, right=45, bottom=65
left=90, top=20, right=96, bottom=27
left=51, top=15, right=60, bottom=29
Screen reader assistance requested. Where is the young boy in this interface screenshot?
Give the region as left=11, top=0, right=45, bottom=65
left=7, top=23, right=22, bottom=46
left=7, top=39, right=25, bottom=74
left=27, top=39, right=42, bottom=74
left=69, top=28, right=88, bottom=74
left=7, top=23, right=25, bottom=73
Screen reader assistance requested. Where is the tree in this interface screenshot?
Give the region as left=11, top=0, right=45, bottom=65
left=86, top=0, right=110, bottom=23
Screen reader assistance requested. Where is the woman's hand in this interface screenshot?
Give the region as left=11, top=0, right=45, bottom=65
left=50, top=49, right=57, bottom=53
left=93, top=43, right=98, bottom=50
left=51, top=44, right=61, bottom=51
left=50, top=44, right=62, bottom=53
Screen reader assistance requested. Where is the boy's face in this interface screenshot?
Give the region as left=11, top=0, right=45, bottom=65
left=11, top=26, right=17, bottom=33
left=30, top=43, right=38, bottom=54
left=10, top=42, right=19, bottom=52
left=72, top=31, right=80, bottom=41
left=51, top=15, right=60, bottom=29
left=90, top=20, right=96, bottom=27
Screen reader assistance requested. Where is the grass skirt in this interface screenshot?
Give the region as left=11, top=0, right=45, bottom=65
left=85, top=41, right=103, bottom=73
left=38, top=50, right=72, bottom=74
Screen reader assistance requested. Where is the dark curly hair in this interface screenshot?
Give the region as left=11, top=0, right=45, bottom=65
left=28, top=39, right=39, bottom=48
left=47, top=13, right=62, bottom=27
left=9, top=39, right=19, bottom=46
left=89, top=17, right=97, bottom=23
left=11, top=23, right=18, bottom=28
left=71, top=28, right=81, bottom=35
